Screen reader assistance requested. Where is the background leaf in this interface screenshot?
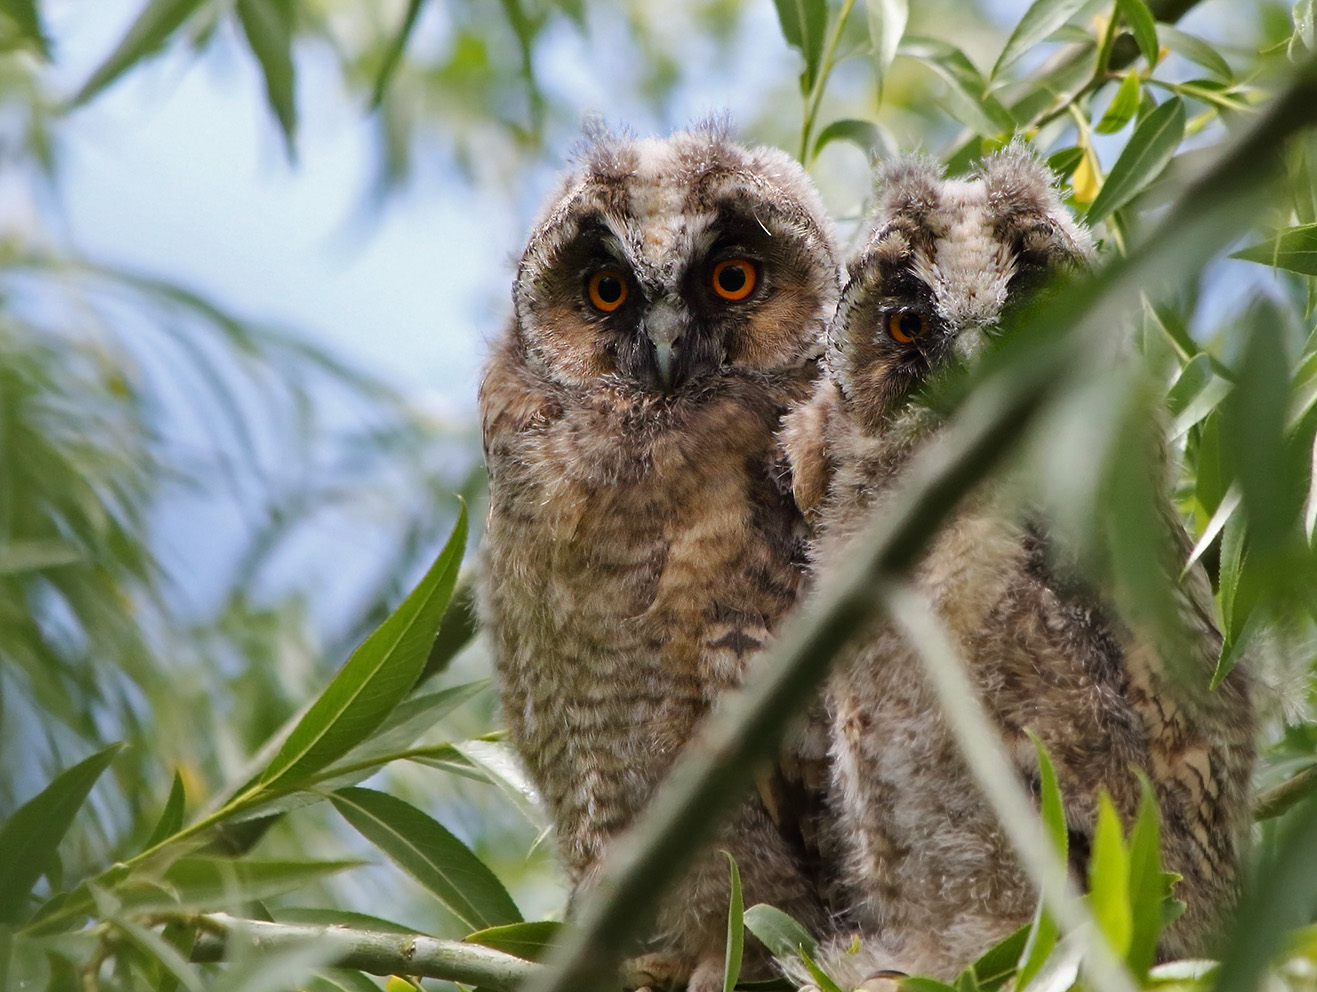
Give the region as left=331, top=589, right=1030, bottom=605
left=258, top=506, right=467, bottom=793
left=992, top=0, right=1088, bottom=79
left=1087, top=97, right=1185, bottom=224
left=0, top=744, right=122, bottom=925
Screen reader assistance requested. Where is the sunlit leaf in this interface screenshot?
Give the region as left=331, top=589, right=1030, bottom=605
left=0, top=743, right=122, bottom=925
left=868, top=0, right=908, bottom=95
left=1087, top=97, right=1185, bottom=224
left=1115, top=0, right=1158, bottom=65
left=992, top=0, right=1088, bottom=79
left=1125, top=775, right=1166, bottom=978
left=119, top=857, right=363, bottom=910
left=235, top=0, right=297, bottom=150
left=257, top=506, right=467, bottom=794
left=799, top=946, right=847, bottom=992
left=331, top=787, right=521, bottom=931
left=72, top=0, right=208, bottom=105
left=464, top=920, right=564, bottom=961
left=1232, top=223, right=1317, bottom=275
left=1087, top=795, right=1132, bottom=957
left=1096, top=72, right=1142, bottom=134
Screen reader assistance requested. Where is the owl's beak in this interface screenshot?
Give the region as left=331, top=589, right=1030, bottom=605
left=644, top=300, right=685, bottom=392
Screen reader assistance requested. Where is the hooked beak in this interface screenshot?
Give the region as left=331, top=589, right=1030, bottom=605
left=644, top=300, right=684, bottom=392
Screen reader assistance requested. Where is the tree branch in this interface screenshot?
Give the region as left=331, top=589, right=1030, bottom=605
left=524, top=55, right=1317, bottom=992
left=190, top=913, right=540, bottom=989
left=1254, top=764, right=1317, bottom=822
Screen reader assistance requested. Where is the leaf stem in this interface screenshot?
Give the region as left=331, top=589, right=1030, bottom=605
left=799, top=0, right=858, bottom=164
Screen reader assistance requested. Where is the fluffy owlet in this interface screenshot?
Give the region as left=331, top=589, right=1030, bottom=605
left=781, top=147, right=1255, bottom=982
left=478, top=123, right=839, bottom=990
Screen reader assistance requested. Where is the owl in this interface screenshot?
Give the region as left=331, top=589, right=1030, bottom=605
left=478, top=122, right=840, bottom=991
left=780, top=146, right=1255, bottom=984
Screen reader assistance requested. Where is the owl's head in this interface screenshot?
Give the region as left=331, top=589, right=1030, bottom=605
left=828, top=144, right=1093, bottom=431
left=512, top=122, right=838, bottom=396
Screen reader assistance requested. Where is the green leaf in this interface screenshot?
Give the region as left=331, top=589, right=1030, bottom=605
left=900, top=36, right=1014, bottom=136
left=772, top=0, right=827, bottom=91
left=143, top=771, right=187, bottom=851
left=113, top=857, right=362, bottom=911
left=331, top=787, right=521, bottom=931
left=318, top=680, right=489, bottom=780
left=1125, top=775, right=1166, bottom=978
left=722, top=852, right=744, bottom=992
left=449, top=739, right=550, bottom=830
left=1232, top=223, right=1317, bottom=276
left=1095, top=72, right=1142, bottom=134
left=1168, top=353, right=1233, bottom=438
left=371, top=0, right=427, bottom=107
left=72, top=0, right=208, bottom=106
left=258, top=505, right=467, bottom=794
left=464, top=921, right=564, bottom=962
left=742, top=904, right=818, bottom=960
left=813, top=118, right=881, bottom=160
left=1224, top=301, right=1300, bottom=556
left=0, top=743, right=123, bottom=925
left=901, top=979, right=959, bottom=992
left=1160, top=25, right=1233, bottom=82
left=1087, top=97, right=1185, bottom=224
left=1211, top=796, right=1317, bottom=992
left=1116, top=0, right=1158, bottom=65
left=867, top=0, right=908, bottom=94
left=799, top=946, right=847, bottom=992
left=968, top=924, right=1028, bottom=991
left=235, top=0, right=297, bottom=150
left=1014, top=734, right=1064, bottom=989
left=1046, top=146, right=1084, bottom=180
left=1087, top=794, right=1132, bottom=958
left=992, top=0, right=1088, bottom=79
left=0, top=0, right=48, bottom=56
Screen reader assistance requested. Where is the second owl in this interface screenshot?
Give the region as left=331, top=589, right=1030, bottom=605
left=782, top=146, right=1255, bottom=982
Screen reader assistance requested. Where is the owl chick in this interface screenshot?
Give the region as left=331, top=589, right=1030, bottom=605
left=479, top=122, right=839, bottom=990
left=781, top=146, right=1255, bottom=982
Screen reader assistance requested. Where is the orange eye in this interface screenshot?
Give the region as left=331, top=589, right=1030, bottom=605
left=888, top=310, right=928, bottom=344
left=711, top=259, right=757, bottom=301
left=588, top=271, right=628, bottom=312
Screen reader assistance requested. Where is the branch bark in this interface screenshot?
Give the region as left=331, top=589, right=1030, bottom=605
left=190, top=913, right=540, bottom=989
left=524, top=55, right=1317, bottom=992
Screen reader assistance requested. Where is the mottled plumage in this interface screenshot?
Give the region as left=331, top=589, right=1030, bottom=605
left=781, top=147, right=1255, bottom=983
left=479, top=123, right=839, bottom=990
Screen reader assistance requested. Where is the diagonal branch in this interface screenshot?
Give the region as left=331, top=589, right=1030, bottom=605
left=524, top=54, right=1317, bottom=992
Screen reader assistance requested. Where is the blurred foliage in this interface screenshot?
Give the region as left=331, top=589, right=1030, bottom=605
left=2, top=0, right=1317, bottom=991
